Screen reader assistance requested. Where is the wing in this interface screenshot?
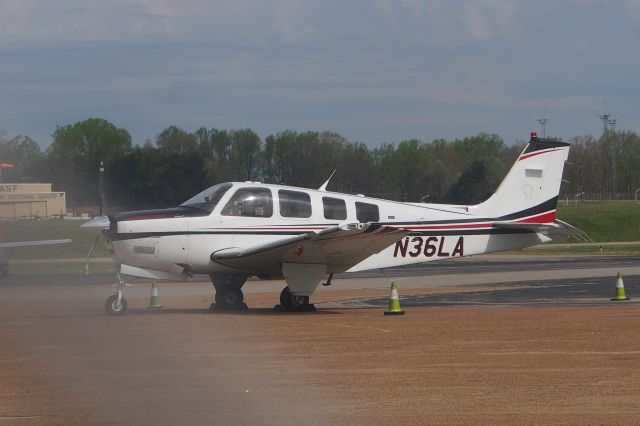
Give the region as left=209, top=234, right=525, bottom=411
left=493, top=219, right=584, bottom=239
left=0, top=239, right=72, bottom=249
left=211, top=223, right=408, bottom=274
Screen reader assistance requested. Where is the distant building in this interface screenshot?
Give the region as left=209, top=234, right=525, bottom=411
left=0, top=183, right=66, bottom=219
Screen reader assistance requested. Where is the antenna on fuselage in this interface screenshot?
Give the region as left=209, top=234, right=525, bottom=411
left=318, top=169, right=337, bottom=191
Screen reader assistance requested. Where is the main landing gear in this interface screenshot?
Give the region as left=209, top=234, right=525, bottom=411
left=275, top=286, right=316, bottom=312
left=210, top=274, right=248, bottom=311
left=215, top=286, right=244, bottom=307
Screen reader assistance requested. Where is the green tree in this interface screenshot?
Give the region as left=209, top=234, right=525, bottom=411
left=453, top=133, right=505, bottom=165
left=107, top=144, right=206, bottom=210
left=446, top=158, right=505, bottom=204
left=0, top=134, right=46, bottom=182
left=156, top=125, right=198, bottom=155
left=194, top=127, right=214, bottom=161
left=47, top=118, right=131, bottom=207
left=564, top=135, right=602, bottom=199
left=230, top=129, right=261, bottom=181
left=617, top=131, right=640, bottom=197
left=334, top=141, right=374, bottom=195
left=48, top=118, right=131, bottom=163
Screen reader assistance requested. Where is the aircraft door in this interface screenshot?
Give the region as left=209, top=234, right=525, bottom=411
left=220, top=187, right=275, bottom=250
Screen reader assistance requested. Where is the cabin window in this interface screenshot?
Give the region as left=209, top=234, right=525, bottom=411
left=323, top=197, right=347, bottom=220
left=221, top=188, right=273, bottom=218
left=355, top=202, right=379, bottom=223
left=279, top=190, right=312, bottom=218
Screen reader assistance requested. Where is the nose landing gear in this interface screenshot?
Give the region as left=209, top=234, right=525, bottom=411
left=105, top=273, right=132, bottom=316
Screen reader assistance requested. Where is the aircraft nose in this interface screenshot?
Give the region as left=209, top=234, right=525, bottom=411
left=79, top=216, right=110, bottom=235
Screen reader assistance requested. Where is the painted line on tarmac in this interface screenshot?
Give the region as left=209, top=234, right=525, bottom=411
left=322, top=322, right=391, bottom=334
left=483, top=350, right=640, bottom=356
left=0, top=416, right=48, bottom=420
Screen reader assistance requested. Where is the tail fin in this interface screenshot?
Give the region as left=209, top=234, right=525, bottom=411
left=472, top=133, right=570, bottom=222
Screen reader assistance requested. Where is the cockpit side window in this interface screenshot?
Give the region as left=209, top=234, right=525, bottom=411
left=221, top=188, right=273, bottom=218
left=279, top=190, right=312, bottom=218
left=180, top=183, right=233, bottom=214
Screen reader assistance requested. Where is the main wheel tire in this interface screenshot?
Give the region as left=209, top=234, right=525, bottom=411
left=216, top=287, right=244, bottom=306
left=290, top=294, right=309, bottom=308
left=279, top=286, right=291, bottom=306
left=280, top=287, right=309, bottom=309
left=105, top=294, right=128, bottom=316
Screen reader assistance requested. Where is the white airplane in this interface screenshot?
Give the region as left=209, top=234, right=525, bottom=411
left=83, top=133, right=580, bottom=315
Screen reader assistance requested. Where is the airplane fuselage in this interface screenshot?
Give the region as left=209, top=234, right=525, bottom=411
left=108, top=181, right=549, bottom=280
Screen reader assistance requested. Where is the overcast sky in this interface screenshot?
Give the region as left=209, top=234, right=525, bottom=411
left=2, top=0, right=639, bottom=148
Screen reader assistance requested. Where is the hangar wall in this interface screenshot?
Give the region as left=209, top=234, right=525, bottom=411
left=0, top=183, right=66, bottom=219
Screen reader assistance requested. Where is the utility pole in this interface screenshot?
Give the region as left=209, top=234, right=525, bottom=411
left=598, top=113, right=611, bottom=199
left=609, top=119, right=617, bottom=200
left=99, top=161, right=106, bottom=216
left=537, top=117, right=549, bottom=138
left=598, top=113, right=610, bottom=135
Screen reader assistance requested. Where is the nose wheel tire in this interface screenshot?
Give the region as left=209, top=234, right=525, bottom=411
left=105, top=294, right=128, bottom=316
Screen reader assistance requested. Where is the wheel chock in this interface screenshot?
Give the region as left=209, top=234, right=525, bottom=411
left=273, top=304, right=317, bottom=313
left=209, top=303, right=248, bottom=311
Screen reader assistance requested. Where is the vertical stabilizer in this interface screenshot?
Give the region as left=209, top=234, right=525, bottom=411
left=472, top=133, right=570, bottom=222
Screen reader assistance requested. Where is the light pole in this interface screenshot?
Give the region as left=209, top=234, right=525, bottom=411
left=420, top=194, right=430, bottom=203
left=99, top=161, right=105, bottom=215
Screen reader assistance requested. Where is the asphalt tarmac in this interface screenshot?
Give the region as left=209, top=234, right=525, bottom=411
left=2, top=254, right=640, bottom=424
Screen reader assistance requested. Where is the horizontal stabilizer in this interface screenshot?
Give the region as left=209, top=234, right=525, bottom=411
left=493, top=219, right=584, bottom=238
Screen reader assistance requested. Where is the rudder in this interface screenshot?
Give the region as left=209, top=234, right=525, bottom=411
left=472, top=133, right=570, bottom=222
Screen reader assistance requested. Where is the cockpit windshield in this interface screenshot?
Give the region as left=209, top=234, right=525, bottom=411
left=180, top=183, right=233, bottom=213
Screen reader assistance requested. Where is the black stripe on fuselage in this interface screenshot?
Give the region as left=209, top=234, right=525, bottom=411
left=377, top=196, right=558, bottom=226
left=109, top=227, right=532, bottom=241
left=111, top=195, right=557, bottom=230
left=108, top=195, right=556, bottom=241
left=496, top=196, right=558, bottom=221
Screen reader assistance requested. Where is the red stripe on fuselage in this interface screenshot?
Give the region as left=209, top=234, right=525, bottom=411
left=122, top=214, right=173, bottom=221
left=209, top=227, right=328, bottom=231
left=516, top=211, right=556, bottom=223
left=406, top=223, right=493, bottom=230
